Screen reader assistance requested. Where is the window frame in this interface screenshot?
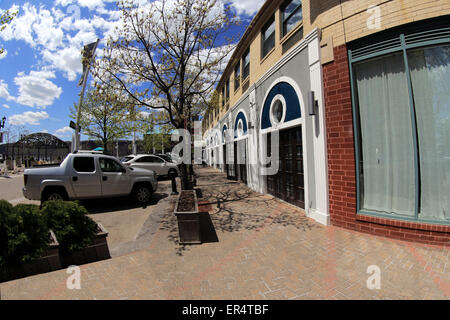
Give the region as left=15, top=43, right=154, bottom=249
left=261, top=15, right=275, bottom=60
left=348, top=28, right=450, bottom=225
left=234, top=62, right=241, bottom=91
left=242, top=47, right=250, bottom=80
left=221, top=86, right=225, bottom=108
left=281, top=0, right=303, bottom=38
left=225, top=79, right=230, bottom=102
left=73, top=156, right=96, bottom=173
left=136, top=156, right=164, bottom=163
left=99, top=157, right=125, bottom=173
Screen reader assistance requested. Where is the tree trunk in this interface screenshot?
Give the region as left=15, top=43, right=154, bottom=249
left=179, top=162, right=193, bottom=190
left=103, top=139, right=108, bottom=154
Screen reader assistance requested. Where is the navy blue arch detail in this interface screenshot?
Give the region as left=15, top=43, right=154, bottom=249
left=261, top=82, right=302, bottom=130
left=222, top=124, right=228, bottom=142
left=234, top=111, right=248, bottom=138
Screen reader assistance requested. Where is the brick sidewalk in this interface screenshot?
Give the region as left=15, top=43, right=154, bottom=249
left=1, top=166, right=449, bottom=299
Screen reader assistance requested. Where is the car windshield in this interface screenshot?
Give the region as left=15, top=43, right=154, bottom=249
left=158, top=155, right=172, bottom=162
left=120, top=156, right=135, bottom=163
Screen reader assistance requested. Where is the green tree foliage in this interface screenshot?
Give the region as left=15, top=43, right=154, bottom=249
left=70, top=86, right=133, bottom=154
left=0, top=9, right=18, bottom=55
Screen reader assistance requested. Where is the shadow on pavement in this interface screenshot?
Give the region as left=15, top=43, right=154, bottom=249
left=159, top=167, right=321, bottom=256
left=199, top=212, right=219, bottom=243
left=79, top=192, right=169, bottom=214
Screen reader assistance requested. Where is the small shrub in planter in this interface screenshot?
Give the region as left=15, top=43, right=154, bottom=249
left=0, top=201, right=52, bottom=281
left=40, top=200, right=97, bottom=256
left=0, top=200, right=15, bottom=271
left=9, top=204, right=50, bottom=263
left=40, top=200, right=110, bottom=266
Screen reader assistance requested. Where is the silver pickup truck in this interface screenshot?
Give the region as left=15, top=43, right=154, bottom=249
left=22, top=151, right=158, bottom=204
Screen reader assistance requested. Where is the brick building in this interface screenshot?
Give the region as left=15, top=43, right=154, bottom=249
left=202, top=0, right=450, bottom=245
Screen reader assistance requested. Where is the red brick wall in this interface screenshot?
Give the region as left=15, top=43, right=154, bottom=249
left=323, top=44, right=450, bottom=247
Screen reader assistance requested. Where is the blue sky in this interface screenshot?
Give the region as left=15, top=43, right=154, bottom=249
left=0, top=0, right=263, bottom=141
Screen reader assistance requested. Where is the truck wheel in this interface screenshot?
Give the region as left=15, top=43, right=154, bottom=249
left=133, top=184, right=152, bottom=204
left=42, top=189, right=67, bottom=203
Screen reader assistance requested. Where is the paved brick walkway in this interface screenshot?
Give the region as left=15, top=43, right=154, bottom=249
left=1, top=167, right=449, bottom=300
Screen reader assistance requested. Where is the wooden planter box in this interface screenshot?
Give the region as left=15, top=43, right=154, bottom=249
left=0, top=231, right=61, bottom=283
left=60, top=223, right=111, bottom=267
left=174, top=190, right=201, bottom=244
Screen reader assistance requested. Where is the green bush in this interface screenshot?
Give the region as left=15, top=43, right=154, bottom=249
left=0, top=202, right=49, bottom=270
left=0, top=200, right=14, bottom=269
left=40, top=200, right=97, bottom=255
left=0, top=199, right=97, bottom=271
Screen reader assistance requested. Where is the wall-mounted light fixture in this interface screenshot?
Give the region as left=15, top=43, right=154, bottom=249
left=308, top=91, right=318, bottom=116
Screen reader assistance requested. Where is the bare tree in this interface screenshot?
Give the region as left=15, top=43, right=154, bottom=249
left=94, top=0, right=239, bottom=189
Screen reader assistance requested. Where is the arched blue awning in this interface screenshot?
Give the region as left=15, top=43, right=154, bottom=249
left=261, top=82, right=301, bottom=130
left=234, top=111, right=248, bottom=138
left=222, top=124, right=228, bottom=143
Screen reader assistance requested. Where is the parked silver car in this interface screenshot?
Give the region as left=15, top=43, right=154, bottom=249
left=23, top=151, right=158, bottom=204
left=120, top=154, right=179, bottom=178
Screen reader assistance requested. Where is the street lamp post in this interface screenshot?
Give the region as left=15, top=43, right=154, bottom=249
left=0, top=116, right=6, bottom=145
left=73, top=39, right=100, bottom=152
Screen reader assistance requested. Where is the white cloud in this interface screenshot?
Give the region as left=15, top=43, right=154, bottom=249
left=0, top=80, right=15, bottom=101
left=32, top=7, right=65, bottom=51
left=2, top=104, right=10, bottom=109
left=14, top=71, right=62, bottom=108
left=0, top=4, right=38, bottom=46
left=9, top=111, right=49, bottom=126
left=55, top=126, right=73, bottom=134
left=228, top=0, right=265, bottom=16
left=0, top=50, right=7, bottom=60
left=42, top=46, right=82, bottom=81
left=0, top=4, right=63, bottom=50
left=55, top=0, right=74, bottom=6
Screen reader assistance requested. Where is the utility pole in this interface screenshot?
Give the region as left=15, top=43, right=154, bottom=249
left=131, top=104, right=137, bottom=155
left=152, top=131, right=155, bottom=154
left=73, top=39, right=100, bottom=152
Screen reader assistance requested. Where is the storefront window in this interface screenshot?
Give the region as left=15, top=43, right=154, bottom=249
left=408, top=44, right=450, bottom=221
left=354, top=53, right=415, bottom=216
left=352, top=40, right=450, bottom=223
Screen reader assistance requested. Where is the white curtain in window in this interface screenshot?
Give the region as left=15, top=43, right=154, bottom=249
left=408, top=44, right=450, bottom=221
left=355, top=53, right=415, bottom=216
